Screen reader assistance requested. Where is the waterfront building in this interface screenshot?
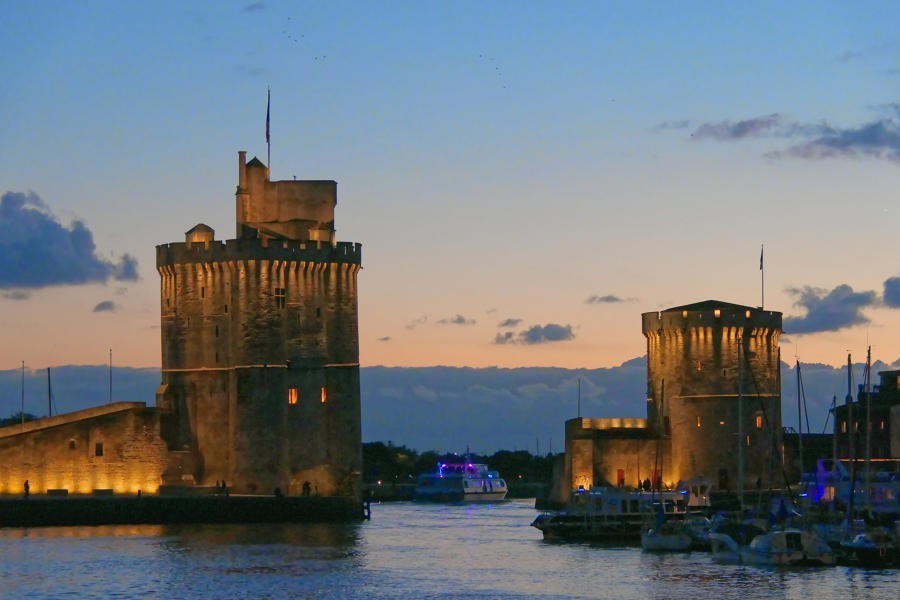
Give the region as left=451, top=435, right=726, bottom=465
left=558, top=300, right=782, bottom=503
left=0, top=151, right=363, bottom=499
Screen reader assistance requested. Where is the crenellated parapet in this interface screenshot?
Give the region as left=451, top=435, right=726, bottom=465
left=156, top=238, right=362, bottom=268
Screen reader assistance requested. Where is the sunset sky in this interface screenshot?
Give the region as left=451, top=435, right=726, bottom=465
left=2, top=1, right=899, bottom=372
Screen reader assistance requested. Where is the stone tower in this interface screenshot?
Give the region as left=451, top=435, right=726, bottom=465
left=156, top=151, right=362, bottom=497
left=641, top=300, right=782, bottom=490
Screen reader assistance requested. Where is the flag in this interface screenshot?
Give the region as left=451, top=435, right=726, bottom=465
left=265, top=88, right=270, bottom=144
left=759, top=245, right=763, bottom=271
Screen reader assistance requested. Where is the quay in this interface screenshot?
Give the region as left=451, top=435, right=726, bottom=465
left=0, top=494, right=368, bottom=528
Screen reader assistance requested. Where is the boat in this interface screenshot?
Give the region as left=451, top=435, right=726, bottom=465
left=531, top=484, right=702, bottom=542
left=839, top=526, right=900, bottom=567
left=413, top=460, right=508, bottom=502
left=709, top=527, right=836, bottom=566
left=641, top=520, right=693, bottom=552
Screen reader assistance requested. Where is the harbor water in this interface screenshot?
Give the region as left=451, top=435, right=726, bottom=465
left=0, top=499, right=895, bottom=599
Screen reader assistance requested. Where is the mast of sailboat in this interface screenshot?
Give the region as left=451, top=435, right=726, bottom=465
left=864, top=346, right=872, bottom=513
left=47, top=367, right=51, bottom=417
left=737, top=337, right=744, bottom=513
left=796, top=358, right=803, bottom=477
left=846, top=353, right=856, bottom=519
left=20, top=361, right=25, bottom=429
left=577, top=377, right=581, bottom=418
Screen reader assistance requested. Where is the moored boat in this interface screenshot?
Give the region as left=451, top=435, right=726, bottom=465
left=413, top=460, right=507, bottom=502
left=709, top=527, right=835, bottom=566
left=531, top=484, right=704, bottom=542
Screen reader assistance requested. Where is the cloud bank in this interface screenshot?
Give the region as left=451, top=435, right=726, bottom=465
left=495, top=323, right=575, bottom=345
left=0, top=191, right=139, bottom=290
left=676, top=104, right=900, bottom=162
left=783, top=284, right=877, bottom=334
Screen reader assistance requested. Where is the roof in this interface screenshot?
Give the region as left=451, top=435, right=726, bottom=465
left=663, top=299, right=757, bottom=312
left=246, top=157, right=267, bottom=168
left=185, top=223, right=214, bottom=234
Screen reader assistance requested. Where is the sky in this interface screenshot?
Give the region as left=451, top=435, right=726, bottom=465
left=1, top=1, right=899, bottom=373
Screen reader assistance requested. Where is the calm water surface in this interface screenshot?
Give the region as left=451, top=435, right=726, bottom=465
left=0, top=499, right=895, bottom=599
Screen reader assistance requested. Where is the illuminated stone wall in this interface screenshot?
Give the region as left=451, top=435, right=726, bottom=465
left=156, top=152, right=362, bottom=498
left=642, top=301, right=782, bottom=489
left=0, top=403, right=167, bottom=495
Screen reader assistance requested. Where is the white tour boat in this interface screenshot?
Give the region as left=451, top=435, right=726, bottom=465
left=413, top=460, right=508, bottom=502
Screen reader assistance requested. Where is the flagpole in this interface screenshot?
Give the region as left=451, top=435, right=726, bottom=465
left=760, top=244, right=764, bottom=309
left=266, top=87, right=271, bottom=180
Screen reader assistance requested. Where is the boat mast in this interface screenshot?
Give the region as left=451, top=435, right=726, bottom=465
left=737, top=337, right=744, bottom=513
left=796, top=359, right=803, bottom=477
left=47, top=367, right=52, bottom=417
left=846, top=353, right=856, bottom=519
left=864, top=346, right=871, bottom=513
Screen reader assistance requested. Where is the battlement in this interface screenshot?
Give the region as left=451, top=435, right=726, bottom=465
left=156, top=238, right=362, bottom=267
left=0, top=402, right=148, bottom=440
left=642, top=300, right=781, bottom=337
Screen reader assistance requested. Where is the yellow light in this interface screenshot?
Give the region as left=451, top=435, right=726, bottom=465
left=288, top=387, right=299, bottom=405
left=320, top=386, right=327, bottom=403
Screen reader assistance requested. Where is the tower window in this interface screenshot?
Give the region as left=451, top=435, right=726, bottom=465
left=696, top=416, right=702, bottom=428
left=69, top=439, right=76, bottom=450
left=224, top=304, right=228, bottom=313
left=320, top=386, right=327, bottom=403
left=95, top=442, right=104, bottom=457
left=288, top=387, right=299, bottom=405
left=714, top=309, right=721, bottom=318
left=841, top=420, right=847, bottom=433
left=201, top=287, right=205, bottom=298
left=755, top=415, right=763, bottom=429
left=316, top=307, right=322, bottom=318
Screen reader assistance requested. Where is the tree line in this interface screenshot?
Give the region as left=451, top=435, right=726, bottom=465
left=362, top=441, right=558, bottom=485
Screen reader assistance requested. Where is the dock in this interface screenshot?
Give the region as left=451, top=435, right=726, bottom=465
left=0, top=495, right=367, bottom=528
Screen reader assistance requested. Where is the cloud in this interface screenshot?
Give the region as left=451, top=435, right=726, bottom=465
left=836, top=50, right=863, bottom=63
left=494, top=331, right=515, bottom=345
left=586, top=294, right=634, bottom=304
left=2, top=290, right=30, bottom=301
left=774, top=119, right=900, bottom=161
left=652, top=119, right=693, bottom=131
left=376, top=336, right=392, bottom=342
left=495, top=323, right=575, bottom=345
left=783, top=284, right=877, bottom=334
left=691, top=113, right=783, bottom=140
left=405, top=315, right=428, bottom=330
left=93, top=300, right=116, bottom=313
left=0, top=191, right=140, bottom=289
left=243, top=2, right=265, bottom=11
left=497, top=318, right=522, bottom=328
left=436, top=314, right=476, bottom=326
left=883, top=277, right=900, bottom=307
left=679, top=107, right=900, bottom=162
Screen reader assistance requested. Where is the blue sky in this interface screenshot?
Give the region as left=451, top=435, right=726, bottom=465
left=1, top=1, right=899, bottom=371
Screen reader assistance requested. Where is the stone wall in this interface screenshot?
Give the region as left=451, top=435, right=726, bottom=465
left=0, top=403, right=167, bottom=495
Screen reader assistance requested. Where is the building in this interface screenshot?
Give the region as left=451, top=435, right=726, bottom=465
left=833, top=368, right=900, bottom=461
left=560, top=300, right=783, bottom=503
left=0, top=151, right=363, bottom=499
left=156, top=152, right=363, bottom=497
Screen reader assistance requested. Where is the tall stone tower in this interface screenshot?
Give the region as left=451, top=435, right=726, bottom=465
left=641, top=300, right=782, bottom=490
left=156, top=151, right=362, bottom=497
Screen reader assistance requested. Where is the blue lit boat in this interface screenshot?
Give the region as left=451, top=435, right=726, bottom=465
left=413, top=461, right=508, bottom=502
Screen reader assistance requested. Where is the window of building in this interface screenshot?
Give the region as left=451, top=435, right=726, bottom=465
left=696, top=416, right=702, bottom=428
left=275, top=287, right=286, bottom=309
left=841, top=420, right=847, bottom=433
left=69, top=439, right=76, bottom=450
left=880, top=420, right=885, bottom=431
left=215, top=325, right=219, bottom=338
left=215, top=351, right=219, bottom=364
left=320, top=386, right=327, bottom=403
left=95, top=442, right=104, bottom=457
left=224, top=304, right=228, bottom=313
left=719, top=420, right=726, bottom=426
left=316, top=307, right=322, bottom=318
left=288, top=388, right=299, bottom=405
left=755, top=415, right=763, bottom=429
left=201, top=287, right=205, bottom=298
left=745, top=435, right=751, bottom=446
left=714, top=309, right=721, bottom=318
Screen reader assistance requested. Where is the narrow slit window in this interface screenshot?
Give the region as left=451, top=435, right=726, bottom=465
left=320, top=386, right=327, bottom=403
left=755, top=415, right=763, bottom=429
left=288, top=388, right=299, bottom=405
left=95, top=442, right=104, bottom=457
